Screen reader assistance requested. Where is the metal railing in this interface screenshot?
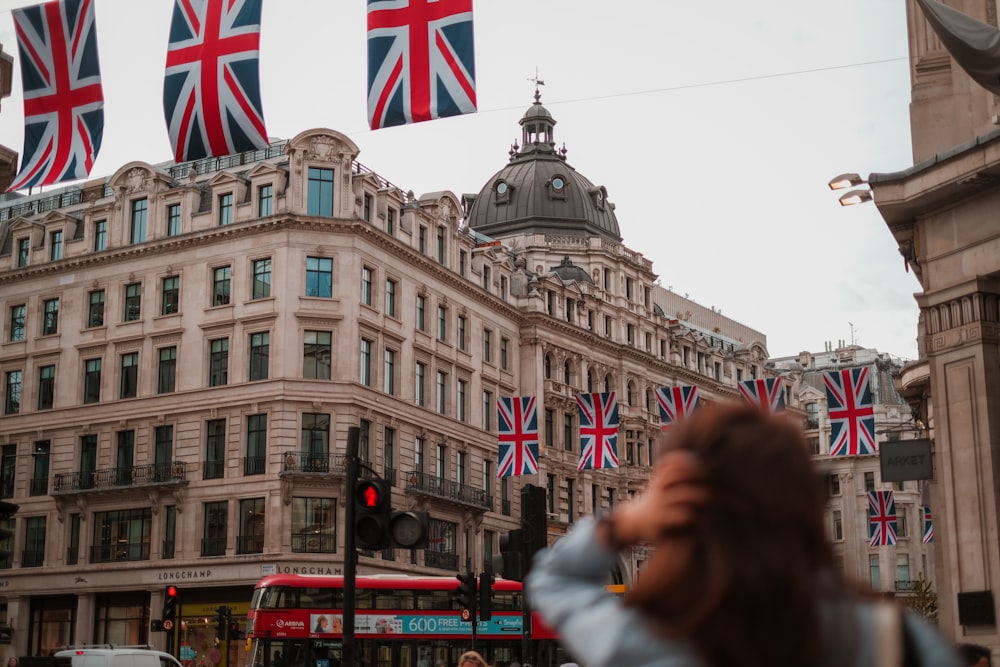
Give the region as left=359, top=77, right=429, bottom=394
left=424, top=550, right=459, bottom=571
left=53, top=461, right=187, bottom=494
left=89, top=542, right=151, bottom=564
left=282, top=451, right=347, bottom=474
left=405, top=471, right=492, bottom=511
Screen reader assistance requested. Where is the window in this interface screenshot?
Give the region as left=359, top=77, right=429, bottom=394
left=158, top=346, right=177, bottom=393
left=833, top=510, right=843, bottom=541
left=130, top=198, right=148, bottom=243
left=869, top=554, right=881, bottom=590
left=16, top=238, right=29, bottom=267
left=218, top=193, right=234, bottom=225
left=501, top=338, right=509, bottom=370
left=9, top=305, right=25, bottom=341
left=246, top=414, right=267, bottom=475
left=360, top=338, right=373, bottom=386
left=545, top=409, right=554, bottom=446
left=457, top=451, right=467, bottom=485
left=120, top=352, right=138, bottom=399
left=161, top=276, right=180, bottom=315
left=154, top=426, right=173, bottom=481
left=897, top=506, right=908, bottom=538
left=124, top=283, right=141, bottom=321
left=163, top=506, right=176, bottom=559
left=209, top=338, right=229, bottom=386
left=238, top=498, right=265, bottom=554
left=82, top=289, right=104, bottom=329
left=83, top=359, right=101, bottom=403
left=864, top=471, right=875, bottom=491
left=436, top=226, right=446, bottom=262
left=483, top=329, right=492, bottom=363
left=384, top=348, right=396, bottom=395
left=805, top=402, right=820, bottom=429
left=4, top=371, right=21, bottom=414
left=384, top=426, right=396, bottom=480
left=482, top=265, right=491, bottom=291
left=0, top=446, right=13, bottom=498
left=363, top=193, right=372, bottom=222
left=304, top=330, right=332, bottom=379
left=302, top=413, right=330, bottom=469
left=437, top=305, right=447, bottom=341
left=42, top=298, right=59, bottom=335
left=567, top=478, right=575, bottom=522
left=415, top=437, right=424, bottom=474
left=416, top=295, right=427, bottom=331
left=459, top=250, right=467, bottom=277
left=94, top=220, right=107, bottom=251
left=305, top=256, right=333, bottom=297
left=829, top=474, right=841, bottom=496
left=202, top=501, right=228, bottom=557
left=436, top=444, right=446, bottom=479
left=252, top=258, right=272, bottom=299
left=564, top=413, right=575, bottom=451
left=49, top=230, right=62, bottom=261
left=167, top=203, right=181, bottom=236
left=386, top=208, right=396, bottom=235
left=457, top=379, right=468, bottom=422
left=483, top=390, right=493, bottom=430
left=415, top=361, right=427, bottom=407
left=896, top=556, right=910, bottom=589
left=205, top=419, right=226, bottom=480
left=93, top=509, right=151, bottom=563
left=37, top=365, right=55, bottom=410
left=258, top=184, right=273, bottom=217
left=384, top=278, right=397, bottom=317
left=307, top=167, right=334, bottom=216
left=23, top=516, right=45, bottom=567
left=292, top=497, right=336, bottom=553
left=361, top=266, right=373, bottom=306
left=418, top=225, right=427, bottom=254
left=457, top=316, right=467, bottom=351
left=436, top=370, right=447, bottom=414
left=213, top=266, right=231, bottom=306
left=31, top=441, right=49, bottom=496
left=249, top=332, right=270, bottom=381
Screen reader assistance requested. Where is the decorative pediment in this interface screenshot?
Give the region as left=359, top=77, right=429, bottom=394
left=287, top=128, right=360, bottom=164
left=109, top=162, right=172, bottom=195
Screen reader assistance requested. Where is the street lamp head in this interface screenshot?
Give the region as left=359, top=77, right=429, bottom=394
left=838, top=189, right=874, bottom=206
left=828, top=172, right=865, bottom=191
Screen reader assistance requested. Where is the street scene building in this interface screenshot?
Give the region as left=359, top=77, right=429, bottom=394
left=0, top=96, right=786, bottom=663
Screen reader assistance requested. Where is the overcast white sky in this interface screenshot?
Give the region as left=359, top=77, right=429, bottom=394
left=0, top=1, right=922, bottom=360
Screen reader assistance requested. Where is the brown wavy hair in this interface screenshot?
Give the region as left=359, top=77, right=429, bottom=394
left=625, top=402, right=842, bottom=667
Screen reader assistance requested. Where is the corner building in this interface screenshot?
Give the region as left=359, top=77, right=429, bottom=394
left=0, top=99, right=775, bottom=660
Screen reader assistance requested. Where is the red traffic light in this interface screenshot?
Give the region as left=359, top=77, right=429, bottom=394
left=359, top=483, right=380, bottom=508
left=165, top=585, right=178, bottom=598
left=355, top=479, right=390, bottom=510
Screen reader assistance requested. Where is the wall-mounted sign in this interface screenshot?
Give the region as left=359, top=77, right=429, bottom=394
left=879, top=439, right=933, bottom=482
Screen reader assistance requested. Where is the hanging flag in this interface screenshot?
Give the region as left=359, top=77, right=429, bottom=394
left=922, top=506, right=934, bottom=544
left=8, top=0, right=105, bottom=192
left=655, top=384, right=699, bottom=431
left=824, top=367, right=876, bottom=457
left=738, top=377, right=785, bottom=414
left=914, top=0, right=1000, bottom=97
left=163, top=0, right=269, bottom=162
left=868, top=490, right=898, bottom=547
left=366, top=0, right=477, bottom=130
left=496, top=396, right=540, bottom=478
left=576, top=391, right=619, bottom=471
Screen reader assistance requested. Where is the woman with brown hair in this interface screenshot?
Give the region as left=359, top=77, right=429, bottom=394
left=456, top=651, right=490, bottom=667
left=526, top=402, right=961, bottom=667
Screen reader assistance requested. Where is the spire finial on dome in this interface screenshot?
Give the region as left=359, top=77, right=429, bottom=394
left=528, top=67, right=545, bottom=104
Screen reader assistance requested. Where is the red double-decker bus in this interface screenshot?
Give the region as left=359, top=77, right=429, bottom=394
left=245, top=574, right=564, bottom=667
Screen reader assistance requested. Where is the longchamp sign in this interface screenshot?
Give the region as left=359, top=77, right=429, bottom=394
left=879, top=439, right=933, bottom=482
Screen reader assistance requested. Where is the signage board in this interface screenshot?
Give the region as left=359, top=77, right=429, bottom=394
left=879, top=439, right=933, bottom=482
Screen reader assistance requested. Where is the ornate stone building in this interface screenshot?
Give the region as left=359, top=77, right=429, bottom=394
left=0, top=96, right=776, bottom=660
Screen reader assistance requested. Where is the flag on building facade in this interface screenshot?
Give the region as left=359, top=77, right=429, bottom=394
left=914, top=0, right=1000, bottom=97
left=576, top=391, right=620, bottom=471
left=738, top=377, right=785, bottom=414
left=922, top=506, right=933, bottom=544
left=366, top=0, right=477, bottom=130
left=496, top=396, right=540, bottom=477
left=868, top=490, right=898, bottom=547
left=9, top=0, right=105, bottom=192
left=824, top=367, right=877, bottom=457
left=655, top=384, right=699, bottom=431
left=163, top=0, right=269, bottom=162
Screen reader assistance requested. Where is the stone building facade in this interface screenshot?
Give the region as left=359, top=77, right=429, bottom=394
left=0, top=98, right=777, bottom=661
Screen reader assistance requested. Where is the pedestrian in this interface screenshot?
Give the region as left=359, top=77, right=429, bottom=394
left=6, top=657, right=16, bottom=667
left=456, top=651, right=489, bottom=667
left=959, top=644, right=992, bottom=667
left=527, top=402, right=963, bottom=667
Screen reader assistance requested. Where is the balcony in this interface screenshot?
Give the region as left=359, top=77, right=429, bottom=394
left=425, top=550, right=459, bottom=571
left=895, top=579, right=916, bottom=592
left=89, top=541, right=151, bottom=564
left=280, top=451, right=347, bottom=477
left=236, top=535, right=264, bottom=555
left=404, top=471, right=492, bottom=512
left=53, top=461, right=188, bottom=495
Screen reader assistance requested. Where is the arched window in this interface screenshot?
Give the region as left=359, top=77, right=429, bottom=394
left=646, top=388, right=655, bottom=413
left=563, top=360, right=571, bottom=385
left=587, top=370, right=595, bottom=393
left=627, top=381, right=636, bottom=406
left=604, top=374, right=613, bottom=394
left=545, top=354, right=552, bottom=379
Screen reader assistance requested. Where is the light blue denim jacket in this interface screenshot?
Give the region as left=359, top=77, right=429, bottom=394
left=525, top=517, right=962, bottom=667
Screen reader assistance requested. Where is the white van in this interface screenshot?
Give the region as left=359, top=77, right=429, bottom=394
left=53, top=647, right=182, bottom=667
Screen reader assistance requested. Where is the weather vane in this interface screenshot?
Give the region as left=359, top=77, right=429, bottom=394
left=528, top=67, right=545, bottom=102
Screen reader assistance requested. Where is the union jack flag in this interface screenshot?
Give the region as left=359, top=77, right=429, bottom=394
left=496, top=396, right=540, bottom=477
left=8, top=0, right=104, bottom=192
left=868, top=490, right=897, bottom=547
left=738, top=377, right=785, bottom=414
left=576, top=391, right=619, bottom=471
left=655, top=385, right=699, bottom=431
left=824, top=367, right=876, bottom=457
left=366, top=0, right=477, bottom=130
left=163, top=0, right=269, bottom=162
left=922, top=506, right=933, bottom=544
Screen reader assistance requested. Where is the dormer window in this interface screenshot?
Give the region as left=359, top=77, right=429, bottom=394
left=547, top=175, right=567, bottom=200
left=494, top=180, right=511, bottom=205
left=589, top=186, right=607, bottom=210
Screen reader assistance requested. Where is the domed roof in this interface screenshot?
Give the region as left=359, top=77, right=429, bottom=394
left=550, top=256, right=593, bottom=284
left=465, top=90, right=621, bottom=242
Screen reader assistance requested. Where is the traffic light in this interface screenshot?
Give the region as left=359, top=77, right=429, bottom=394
left=498, top=528, right=524, bottom=581
left=227, top=619, right=244, bottom=641
left=389, top=510, right=430, bottom=549
left=0, top=501, right=19, bottom=562
left=215, top=606, right=229, bottom=639
left=453, top=571, right=476, bottom=617
left=521, top=484, right=548, bottom=577
left=354, top=477, right=392, bottom=550
left=162, top=585, right=179, bottom=626
left=479, top=566, right=495, bottom=621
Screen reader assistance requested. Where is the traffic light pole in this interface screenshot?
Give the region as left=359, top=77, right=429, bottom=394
left=342, top=427, right=360, bottom=667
